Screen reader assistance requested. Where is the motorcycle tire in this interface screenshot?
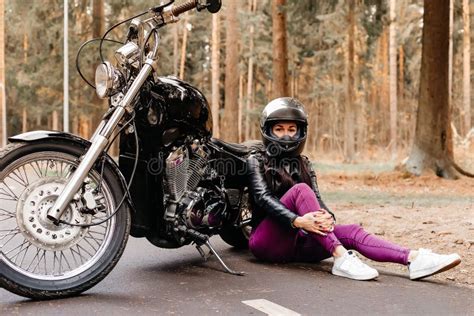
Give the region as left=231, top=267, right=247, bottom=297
left=0, top=141, right=131, bottom=300
left=219, top=224, right=250, bottom=249
left=219, top=196, right=252, bottom=249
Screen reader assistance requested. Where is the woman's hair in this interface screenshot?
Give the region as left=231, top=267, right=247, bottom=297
left=262, top=154, right=313, bottom=198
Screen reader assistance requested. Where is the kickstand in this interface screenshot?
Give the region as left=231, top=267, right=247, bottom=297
left=195, top=240, right=245, bottom=276
left=196, top=243, right=213, bottom=261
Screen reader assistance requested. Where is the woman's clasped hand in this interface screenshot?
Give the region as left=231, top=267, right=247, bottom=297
left=293, top=210, right=335, bottom=235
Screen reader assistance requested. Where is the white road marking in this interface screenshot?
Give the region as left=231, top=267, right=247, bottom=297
left=242, top=299, right=301, bottom=316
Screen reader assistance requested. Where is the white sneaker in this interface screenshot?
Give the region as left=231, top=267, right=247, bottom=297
left=409, top=248, right=461, bottom=280
left=332, top=250, right=379, bottom=281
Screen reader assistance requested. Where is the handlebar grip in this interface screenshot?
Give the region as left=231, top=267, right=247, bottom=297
left=171, top=0, right=198, bottom=17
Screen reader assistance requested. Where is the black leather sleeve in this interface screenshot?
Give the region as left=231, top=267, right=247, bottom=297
left=303, top=156, right=336, bottom=221
left=247, top=154, right=298, bottom=229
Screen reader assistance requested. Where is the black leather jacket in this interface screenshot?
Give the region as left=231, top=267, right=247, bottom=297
left=247, top=152, right=334, bottom=229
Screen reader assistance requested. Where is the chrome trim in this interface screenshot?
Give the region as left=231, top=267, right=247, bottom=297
left=46, top=135, right=108, bottom=222
left=115, top=42, right=140, bottom=69
left=120, top=63, right=154, bottom=108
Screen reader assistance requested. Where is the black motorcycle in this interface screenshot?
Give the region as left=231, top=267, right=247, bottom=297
left=0, top=0, right=261, bottom=299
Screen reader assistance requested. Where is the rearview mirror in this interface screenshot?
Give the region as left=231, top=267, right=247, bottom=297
left=206, top=0, right=221, bottom=13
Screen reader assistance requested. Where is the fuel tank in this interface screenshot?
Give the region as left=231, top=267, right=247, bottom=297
left=142, top=76, right=212, bottom=141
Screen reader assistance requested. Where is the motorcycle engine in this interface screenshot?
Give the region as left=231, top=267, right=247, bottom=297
left=179, top=187, right=226, bottom=229
left=163, top=140, right=226, bottom=229
left=163, top=140, right=208, bottom=202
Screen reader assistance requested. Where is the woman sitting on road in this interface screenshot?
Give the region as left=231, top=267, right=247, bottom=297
left=247, top=97, right=461, bottom=281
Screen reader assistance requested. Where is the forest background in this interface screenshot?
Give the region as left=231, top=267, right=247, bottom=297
left=0, top=0, right=473, bottom=175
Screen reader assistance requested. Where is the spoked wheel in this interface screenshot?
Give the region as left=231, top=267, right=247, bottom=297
left=0, top=142, right=130, bottom=299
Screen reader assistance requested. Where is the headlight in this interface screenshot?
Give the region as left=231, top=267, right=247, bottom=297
left=95, top=62, right=124, bottom=99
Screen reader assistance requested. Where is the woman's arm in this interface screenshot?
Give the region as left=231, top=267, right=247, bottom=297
left=247, top=154, right=298, bottom=229
left=302, top=156, right=336, bottom=221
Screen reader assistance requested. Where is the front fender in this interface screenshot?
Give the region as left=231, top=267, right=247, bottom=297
left=9, top=130, right=92, bottom=146
left=8, top=130, right=135, bottom=212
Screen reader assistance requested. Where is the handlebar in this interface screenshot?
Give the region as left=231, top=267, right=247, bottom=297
left=120, top=0, right=221, bottom=65
left=171, top=0, right=198, bottom=17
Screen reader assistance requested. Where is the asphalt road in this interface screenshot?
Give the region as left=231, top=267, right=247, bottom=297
left=1, top=237, right=473, bottom=315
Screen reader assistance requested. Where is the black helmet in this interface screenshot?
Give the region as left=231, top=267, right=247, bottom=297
left=260, top=97, right=308, bottom=157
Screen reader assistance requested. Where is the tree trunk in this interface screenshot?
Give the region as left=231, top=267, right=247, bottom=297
left=405, top=0, right=457, bottom=178
left=372, top=35, right=382, bottom=146
left=92, top=0, right=105, bottom=129
left=344, top=0, right=356, bottom=162
left=399, top=45, right=407, bottom=149
left=389, top=0, right=398, bottom=160
left=399, top=46, right=404, bottom=101
left=381, top=28, right=389, bottom=145
left=0, top=0, right=5, bottom=147
left=462, top=0, right=471, bottom=136
left=173, top=24, right=179, bottom=77
left=36, top=114, right=41, bottom=128
left=245, top=0, right=256, bottom=141
left=266, top=78, right=272, bottom=101
left=271, top=0, right=289, bottom=98
left=72, top=115, right=78, bottom=135
left=23, top=33, right=28, bottom=63
left=238, top=73, right=244, bottom=142
left=211, top=13, right=220, bottom=138
left=22, top=108, right=28, bottom=133
left=179, top=13, right=189, bottom=80
left=448, top=0, right=453, bottom=115
left=92, top=0, right=104, bottom=38
left=52, top=110, right=59, bottom=130
left=221, top=1, right=239, bottom=142
left=79, top=115, right=91, bottom=139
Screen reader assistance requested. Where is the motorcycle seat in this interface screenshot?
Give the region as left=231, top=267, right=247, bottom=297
left=210, top=138, right=263, bottom=156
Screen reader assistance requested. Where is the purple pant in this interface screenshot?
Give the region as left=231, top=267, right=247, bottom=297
left=249, top=183, right=410, bottom=264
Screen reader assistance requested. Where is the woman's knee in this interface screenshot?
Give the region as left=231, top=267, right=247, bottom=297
left=281, top=183, right=313, bottom=206
left=293, top=182, right=313, bottom=194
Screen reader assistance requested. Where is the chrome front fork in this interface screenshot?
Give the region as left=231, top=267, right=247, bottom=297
left=47, top=59, right=156, bottom=223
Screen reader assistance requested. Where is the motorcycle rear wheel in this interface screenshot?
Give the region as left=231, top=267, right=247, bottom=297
left=219, top=194, right=252, bottom=249
left=0, top=141, right=131, bottom=299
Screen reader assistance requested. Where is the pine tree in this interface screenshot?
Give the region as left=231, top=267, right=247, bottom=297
left=272, top=0, right=289, bottom=98
left=211, top=13, right=220, bottom=138
left=221, top=1, right=240, bottom=142
left=344, top=0, right=356, bottom=162
left=462, top=0, right=471, bottom=136
left=406, top=0, right=457, bottom=178
left=0, top=0, right=5, bottom=146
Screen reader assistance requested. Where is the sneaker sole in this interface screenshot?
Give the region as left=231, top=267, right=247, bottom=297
left=332, top=268, right=379, bottom=281
left=410, top=256, right=461, bottom=280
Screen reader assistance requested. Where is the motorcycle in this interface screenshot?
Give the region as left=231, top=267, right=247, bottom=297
left=0, top=0, right=261, bottom=300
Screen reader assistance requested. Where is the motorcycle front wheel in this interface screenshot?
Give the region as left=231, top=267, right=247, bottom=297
left=0, top=141, right=131, bottom=299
